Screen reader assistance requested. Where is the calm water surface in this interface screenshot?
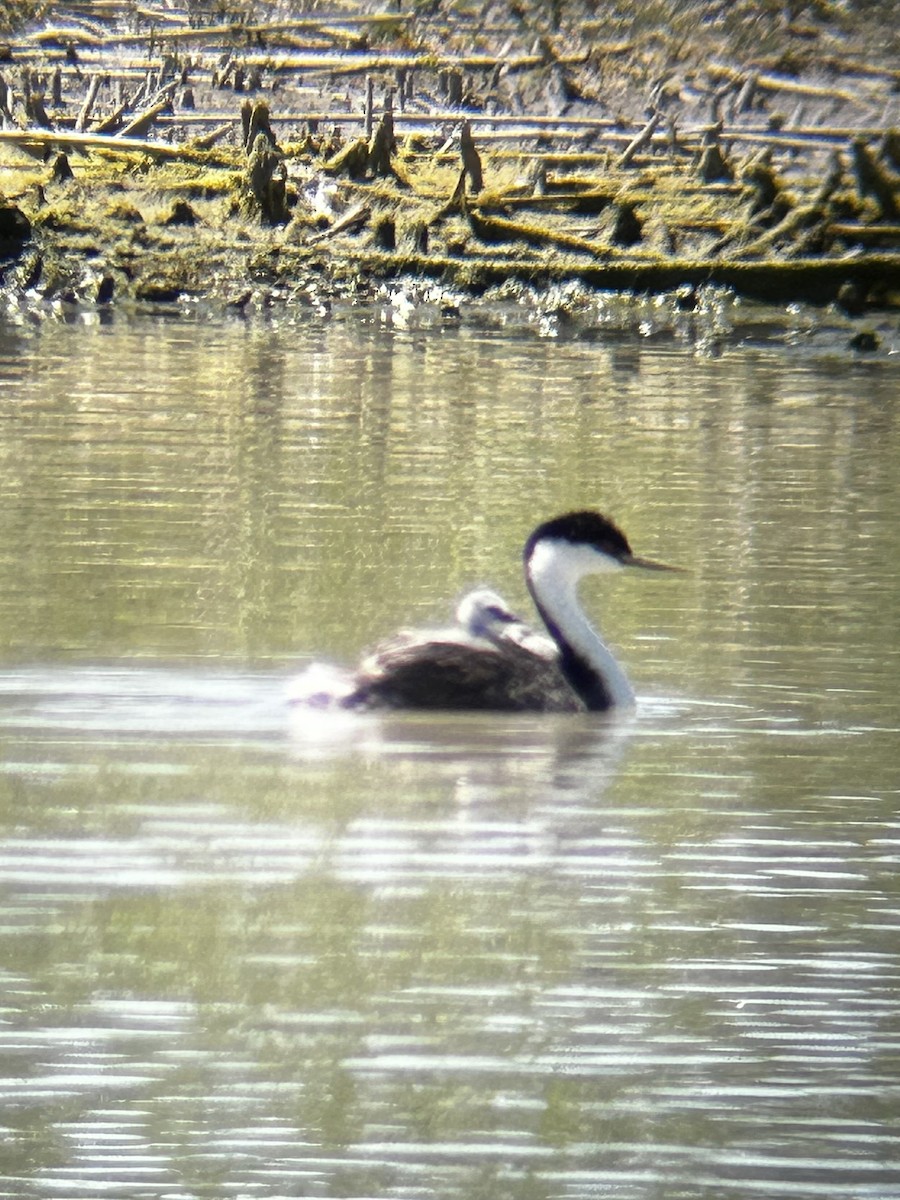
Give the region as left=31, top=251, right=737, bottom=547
left=0, top=310, right=898, bottom=1199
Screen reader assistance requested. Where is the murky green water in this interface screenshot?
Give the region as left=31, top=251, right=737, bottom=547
left=0, top=309, right=898, bottom=1199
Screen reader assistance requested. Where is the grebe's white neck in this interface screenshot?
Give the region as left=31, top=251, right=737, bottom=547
left=526, top=538, right=635, bottom=710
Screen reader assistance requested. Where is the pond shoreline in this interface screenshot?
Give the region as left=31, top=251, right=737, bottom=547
left=1, top=1, right=898, bottom=331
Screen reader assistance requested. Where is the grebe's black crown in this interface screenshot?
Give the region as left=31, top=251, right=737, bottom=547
left=524, top=511, right=633, bottom=563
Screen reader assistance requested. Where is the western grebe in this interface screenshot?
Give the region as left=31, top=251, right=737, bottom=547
left=289, top=510, right=679, bottom=713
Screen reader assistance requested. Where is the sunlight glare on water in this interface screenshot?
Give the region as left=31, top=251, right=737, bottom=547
left=0, top=312, right=898, bottom=1200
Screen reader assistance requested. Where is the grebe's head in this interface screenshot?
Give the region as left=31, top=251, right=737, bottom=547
left=456, top=588, right=519, bottom=638
left=525, top=511, right=681, bottom=577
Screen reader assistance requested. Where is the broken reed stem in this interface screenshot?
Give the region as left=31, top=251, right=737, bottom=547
left=460, top=120, right=483, bottom=193
left=75, top=72, right=102, bottom=132
left=617, top=110, right=662, bottom=167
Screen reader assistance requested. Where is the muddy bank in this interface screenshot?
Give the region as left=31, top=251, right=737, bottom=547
left=0, top=0, right=898, bottom=330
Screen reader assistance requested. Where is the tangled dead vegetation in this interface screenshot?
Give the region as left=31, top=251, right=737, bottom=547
left=0, top=0, right=898, bottom=316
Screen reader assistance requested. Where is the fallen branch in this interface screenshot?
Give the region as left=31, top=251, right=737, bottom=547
left=25, top=15, right=413, bottom=48
left=27, top=26, right=105, bottom=47
left=753, top=73, right=869, bottom=106
left=466, top=202, right=608, bottom=258
left=117, top=97, right=172, bottom=140
left=306, top=202, right=371, bottom=244
left=0, top=127, right=229, bottom=163
left=191, top=122, right=233, bottom=151
left=729, top=203, right=825, bottom=260
left=91, top=103, right=128, bottom=135
left=828, top=222, right=900, bottom=243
